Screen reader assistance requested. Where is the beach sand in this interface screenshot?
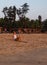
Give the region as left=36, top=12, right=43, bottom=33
left=0, top=33, right=47, bottom=65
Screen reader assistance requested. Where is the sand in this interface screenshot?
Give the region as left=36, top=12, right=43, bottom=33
left=0, top=33, right=47, bottom=55
left=0, top=33, right=47, bottom=65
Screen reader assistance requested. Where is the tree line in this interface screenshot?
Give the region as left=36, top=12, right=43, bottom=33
left=0, top=3, right=47, bottom=33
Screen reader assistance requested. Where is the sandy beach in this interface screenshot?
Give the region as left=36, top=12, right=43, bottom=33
left=0, top=33, right=47, bottom=65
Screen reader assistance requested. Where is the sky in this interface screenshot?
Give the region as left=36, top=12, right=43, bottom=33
left=0, top=0, right=47, bottom=21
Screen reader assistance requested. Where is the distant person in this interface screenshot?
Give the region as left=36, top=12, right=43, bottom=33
left=13, top=31, right=17, bottom=41
left=13, top=31, right=20, bottom=41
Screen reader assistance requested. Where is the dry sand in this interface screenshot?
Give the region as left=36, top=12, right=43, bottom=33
left=0, top=33, right=47, bottom=65
left=0, top=33, right=47, bottom=55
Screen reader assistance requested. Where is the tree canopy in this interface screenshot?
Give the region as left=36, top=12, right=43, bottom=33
left=0, top=3, right=46, bottom=33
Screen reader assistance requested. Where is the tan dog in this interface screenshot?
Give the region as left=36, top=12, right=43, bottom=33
left=15, top=36, right=21, bottom=41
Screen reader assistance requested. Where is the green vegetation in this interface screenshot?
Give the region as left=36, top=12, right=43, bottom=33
left=0, top=3, right=47, bottom=33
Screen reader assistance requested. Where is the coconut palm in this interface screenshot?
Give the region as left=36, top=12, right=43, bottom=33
left=21, top=3, right=29, bottom=17
left=2, top=7, right=8, bottom=18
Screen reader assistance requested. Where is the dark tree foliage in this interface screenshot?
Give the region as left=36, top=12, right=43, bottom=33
left=3, top=6, right=16, bottom=22
left=1, top=3, right=47, bottom=33
left=38, top=15, right=42, bottom=22
left=17, top=3, right=29, bottom=20
left=21, top=3, right=29, bottom=17
left=41, top=19, right=47, bottom=32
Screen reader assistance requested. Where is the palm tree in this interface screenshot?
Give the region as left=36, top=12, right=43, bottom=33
left=38, top=15, right=42, bottom=23
left=17, top=8, right=22, bottom=20
left=17, top=3, right=29, bottom=20
left=2, top=7, right=8, bottom=18
left=38, top=15, right=42, bottom=28
left=21, top=3, right=29, bottom=17
left=13, top=6, right=16, bottom=22
left=3, top=6, right=17, bottom=22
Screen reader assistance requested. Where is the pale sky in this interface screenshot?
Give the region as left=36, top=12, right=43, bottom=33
left=0, top=0, right=47, bottom=21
